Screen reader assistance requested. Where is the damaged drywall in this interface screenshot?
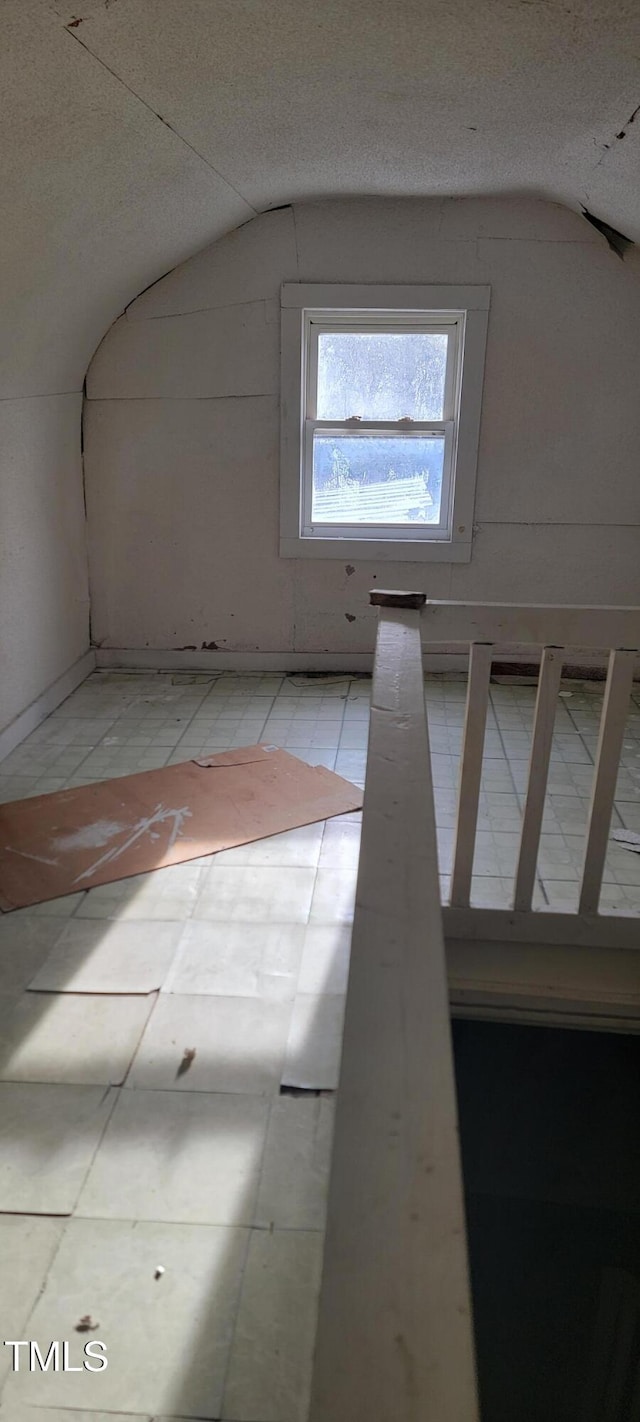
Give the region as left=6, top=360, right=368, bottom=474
left=581, top=208, right=634, bottom=260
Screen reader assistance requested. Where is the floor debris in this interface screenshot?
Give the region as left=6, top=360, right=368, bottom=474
left=176, top=1046, right=197, bottom=1078
left=611, top=829, right=640, bottom=853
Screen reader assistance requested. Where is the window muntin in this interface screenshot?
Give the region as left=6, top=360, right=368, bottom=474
left=301, top=311, right=463, bottom=542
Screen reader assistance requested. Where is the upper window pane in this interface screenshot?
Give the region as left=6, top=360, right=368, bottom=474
left=316, top=330, right=448, bottom=422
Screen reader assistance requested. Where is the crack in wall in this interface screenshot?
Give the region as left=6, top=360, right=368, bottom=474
left=596, top=101, right=640, bottom=166
left=127, top=295, right=280, bottom=324
left=615, top=102, right=640, bottom=142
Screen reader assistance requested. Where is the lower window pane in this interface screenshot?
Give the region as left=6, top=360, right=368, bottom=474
left=311, top=435, right=445, bottom=526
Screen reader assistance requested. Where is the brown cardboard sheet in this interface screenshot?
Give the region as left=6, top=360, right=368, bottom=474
left=0, top=745, right=363, bottom=912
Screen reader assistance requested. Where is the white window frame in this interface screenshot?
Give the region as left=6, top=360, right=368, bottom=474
left=280, top=283, right=490, bottom=562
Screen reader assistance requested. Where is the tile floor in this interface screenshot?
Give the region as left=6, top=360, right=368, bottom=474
left=0, top=668, right=639, bottom=1421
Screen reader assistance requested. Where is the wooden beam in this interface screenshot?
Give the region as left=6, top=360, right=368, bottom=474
left=309, top=605, right=479, bottom=1422
left=447, top=938, right=640, bottom=1028
left=443, top=906, right=640, bottom=950
left=369, top=589, right=427, bottom=609
left=421, top=601, right=640, bottom=653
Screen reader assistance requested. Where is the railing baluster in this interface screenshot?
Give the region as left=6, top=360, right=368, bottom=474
left=450, top=642, right=494, bottom=907
left=513, top=647, right=564, bottom=911
left=579, top=648, right=636, bottom=916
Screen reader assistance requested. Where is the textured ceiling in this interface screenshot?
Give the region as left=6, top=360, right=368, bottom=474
left=2, top=0, right=640, bottom=394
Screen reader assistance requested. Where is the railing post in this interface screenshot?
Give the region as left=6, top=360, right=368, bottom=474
left=308, top=591, right=480, bottom=1422
left=450, top=642, right=494, bottom=908
left=513, top=646, right=564, bottom=911
left=579, top=648, right=636, bottom=915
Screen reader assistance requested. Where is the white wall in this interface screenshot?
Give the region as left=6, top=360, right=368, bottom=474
left=0, top=396, right=90, bottom=733
left=0, top=0, right=254, bottom=736
left=85, top=198, right=640, bottom=659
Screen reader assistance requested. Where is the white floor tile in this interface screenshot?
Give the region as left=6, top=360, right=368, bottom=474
left=334, top=750, right=367, bottom=783
left=469, top=877, right=514, bottom=908
left=194, top=865, right=316, bottom=924
left=600, top=882, right=640, bottom=912
left=608, top=843, right=640, bottom=886
left=537, top=834, right=581, bottom=881
left=268, top=697, right=346, bottom=720
left=318, top=820, right=361, bottom=870
left=309, top=868, right=357, bottom=924
left=0, top=1217, right=64, bottom=1388
left=288, top=746, right=337, bottom=770
left=0, top=992, right=153, bottom=1085
left=2, top=666, right=638, bottom=1421
left=28, top=919, right=183, bottom=994
left=0, top=915, right=67, bottom=995
left=215, top=822, right=324, bottom=868
left=17, top=892, right=85, bottom=917
left=127, top=994, right=291, bottom=1095
left=222, top=1228, right=323, bottom=1422
left=282, top=994, right=345, bottom=1090
left=540, top=880, right=580, bottom=911
left=256, top=1095, right=335, bottom=1231
left=297, top=925, right=352, bottom=996
left=77, top=864, right=204, bottom=920
left=261, top=721, right=343, bottom=750
left=343, top=692, right=371, bottom=719
left=0, top=1082, right=116, bottom=1213
left=77, top=1089, right=268, bottom=1225
left=163, top=921, right=304, bottom=1001
left=338, top=721, right=369, bottom=749
left=5, top=1218, right=248, bottom=1417
left=280, top=678, right=349, bottom=698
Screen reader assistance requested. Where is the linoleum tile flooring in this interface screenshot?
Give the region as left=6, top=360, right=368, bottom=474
left=0, top=668, right=638, bottom=1421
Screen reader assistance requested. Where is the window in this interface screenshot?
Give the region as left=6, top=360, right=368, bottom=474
left=280, top=284, right=490, bottom=561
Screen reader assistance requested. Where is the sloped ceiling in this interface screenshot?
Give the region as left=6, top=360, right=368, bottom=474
left=2, top=0, right=640, bottom=395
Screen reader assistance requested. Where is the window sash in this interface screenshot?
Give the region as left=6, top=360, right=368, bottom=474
left=304, top=313, right=462, bottom=426
left=301, top=311, right=463, bottom=541
left=301, top=420, right=456, bottom=540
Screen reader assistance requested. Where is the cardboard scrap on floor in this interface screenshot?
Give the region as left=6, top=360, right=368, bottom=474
left=0, top=745, right=363, bottom=912
left=611, top=829, right=640, bottom=854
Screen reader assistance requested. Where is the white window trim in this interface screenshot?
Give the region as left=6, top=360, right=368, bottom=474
left=280, top=283, right=490, bottom=562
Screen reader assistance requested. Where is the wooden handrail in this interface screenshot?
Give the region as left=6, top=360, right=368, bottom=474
left=309, top=593, right=639, bottom=1422
left=309, top=593, right=480, bottom=1422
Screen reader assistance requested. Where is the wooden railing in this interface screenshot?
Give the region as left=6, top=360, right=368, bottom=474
left=420, top=599, right=640, bottom=950
left=309, top=590, right=481, bottom=1422
left=309, top=592, right=640, bottom=1422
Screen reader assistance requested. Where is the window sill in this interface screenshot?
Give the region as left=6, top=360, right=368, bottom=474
left=279, top=536, right=473, bottom=562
